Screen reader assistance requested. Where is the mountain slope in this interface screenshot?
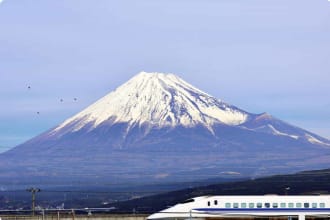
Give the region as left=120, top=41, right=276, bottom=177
left=0, top=72, right=329, bottom=185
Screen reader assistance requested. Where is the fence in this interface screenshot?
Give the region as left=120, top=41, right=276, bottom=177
left=0, top=213, right=148, bottom=220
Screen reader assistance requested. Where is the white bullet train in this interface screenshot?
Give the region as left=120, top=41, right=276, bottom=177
left=147, top=195, right=330, bottom=220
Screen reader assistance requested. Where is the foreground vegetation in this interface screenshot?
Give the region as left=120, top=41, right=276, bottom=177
left=1, top=169, right=329, bottom=213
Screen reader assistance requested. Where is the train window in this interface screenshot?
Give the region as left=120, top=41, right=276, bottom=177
left=233, top=203, right=239, bottom=208
left=272, top=203, right=278, bottom=208
left=241, top=203, right=247, bottom=208
left=264, top=203, right=270, bottom=208
left=180, top=199, right=195, bottom=204
left=296, top=203, right=302, bottom=208
left=207, top=201, right=210, bottom=207
left=214, top=200, right=218, bottom=205
left=319, top=203, right=325, bottom=208
left=257, top=203, right=262, bottom=208
left=312, top=203, right=317, bottom=208
left=280, top=203, right=286, bottom=208
left=225, top=203, right=231, bottom=208
left=288, top=203, right=294, bottom=208
left=249, top=203, right=254, bottom=208
left=304, top=203, right=309, bottom=208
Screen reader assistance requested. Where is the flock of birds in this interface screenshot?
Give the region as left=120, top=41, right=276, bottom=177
left=27, top=85, right=78, bottom=115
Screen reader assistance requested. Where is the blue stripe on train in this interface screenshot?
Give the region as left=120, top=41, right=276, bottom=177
left=193, top=208, right=330, bottom=212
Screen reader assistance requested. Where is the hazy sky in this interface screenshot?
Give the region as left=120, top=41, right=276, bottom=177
left=0, top=0, right=329, bottom=152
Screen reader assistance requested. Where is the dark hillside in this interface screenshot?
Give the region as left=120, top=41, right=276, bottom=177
left=112, top=169, right=330, bottom=213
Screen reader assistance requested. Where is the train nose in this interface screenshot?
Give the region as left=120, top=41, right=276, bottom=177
left=147, top=212, right=164, bottom=220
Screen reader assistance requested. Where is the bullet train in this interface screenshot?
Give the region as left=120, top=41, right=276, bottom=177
left=147, top=195, right=330, bottom=220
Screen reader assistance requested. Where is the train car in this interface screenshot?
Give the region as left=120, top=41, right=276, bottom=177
left=147, top=195, right=330, bottom=220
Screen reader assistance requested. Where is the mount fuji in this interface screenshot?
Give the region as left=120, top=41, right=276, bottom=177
left=1, top=72, right=329, bottom=185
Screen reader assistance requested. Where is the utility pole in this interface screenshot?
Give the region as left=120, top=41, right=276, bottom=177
left=26, top=187, right=41, bottom=215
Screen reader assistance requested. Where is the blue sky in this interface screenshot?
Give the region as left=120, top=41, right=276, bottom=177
left=0, top=0, right=329, bottom=152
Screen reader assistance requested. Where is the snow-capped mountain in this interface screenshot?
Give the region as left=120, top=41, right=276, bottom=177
left=0, top=72, right=329, bottom=185
left=41, top=72, right=329, bottom=148
left=52, top=72, right=249, bottom=136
